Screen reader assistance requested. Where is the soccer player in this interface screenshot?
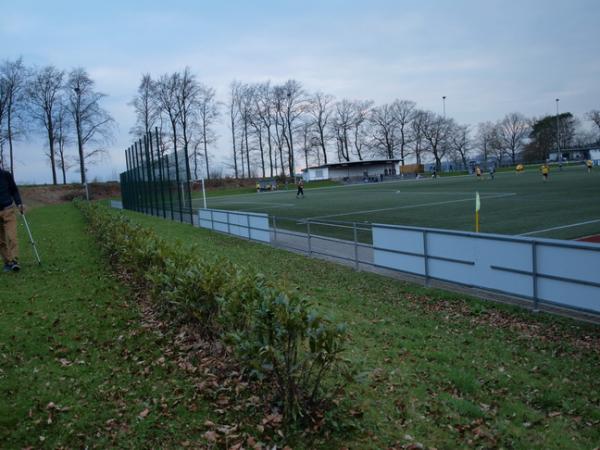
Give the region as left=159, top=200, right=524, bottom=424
left=587, top=159, right=593, bottom=173
left=475, top=165, right=482, bottom=179
left=541, top=163, right=549, bottom=181
left=296, top=179, right=305, bottom=198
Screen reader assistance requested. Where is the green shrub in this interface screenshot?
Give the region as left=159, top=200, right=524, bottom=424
left=76, top=201, right=349, bottom=428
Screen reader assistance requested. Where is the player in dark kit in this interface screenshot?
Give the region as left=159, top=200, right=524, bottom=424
left=296, top=180, right=305, bottom=198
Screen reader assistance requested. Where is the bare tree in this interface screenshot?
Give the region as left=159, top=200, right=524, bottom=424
left=350, top=100, right=373, bottom=161
left=498, top=112, right=529, bottom=164
left=196, top=84, right=219, bottom=179
left=370, top=103, right=397, bottom=159
left=54, top=100, right=73, bottom=184
left=410, top=109, right=427, bottom=165
left=0, top=74, right=9, bottom=167
left=587, top=110, right=600, bottom=141
left=27, top=65, right=65, bottom=184
left=272, top=86, right=288, bottom=176
left=305, top=92, right=334, bottom=164
left=475, top=121, right=497, bottom=162
left=66, top=68, right=114, bottom=185
left=237, top=83, right=255, bottom=177
left=419, top=111, right=452, bottom=171
left=254, top=82, right=276, bottom=177
left=448, top=123, right=471, bottom=169
left=280, top=80, right=304, bottom=176
left=331, top=99, right=354, bottom=161
left=154, top=70, right=187, bottom=205
left=175, top=68, right=200, bottom=186
left=1, top=58, right=28, bottom=175
left=391, top=99, right=416, bottom=165
left=129, top=74, right=159, bottom=138
left=228, top=81, right=242, bottom=178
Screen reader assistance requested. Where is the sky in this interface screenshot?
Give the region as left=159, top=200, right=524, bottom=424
left=1, top=0, right=599, bottom=184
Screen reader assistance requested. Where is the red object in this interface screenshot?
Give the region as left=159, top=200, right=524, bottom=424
left=576, top=234, right=600, bottom=243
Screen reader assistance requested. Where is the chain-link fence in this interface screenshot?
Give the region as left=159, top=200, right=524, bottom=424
left=120, top=128, right=195, bottom=224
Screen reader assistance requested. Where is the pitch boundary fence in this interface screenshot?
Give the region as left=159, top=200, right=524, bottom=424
left=113, top=198, right=600, bottom=319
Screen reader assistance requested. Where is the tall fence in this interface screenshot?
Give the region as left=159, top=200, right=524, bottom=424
left=120, top=128, right=195, bottom=224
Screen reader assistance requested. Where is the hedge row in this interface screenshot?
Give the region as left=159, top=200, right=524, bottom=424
left=77, top=202, right=348, bottom=427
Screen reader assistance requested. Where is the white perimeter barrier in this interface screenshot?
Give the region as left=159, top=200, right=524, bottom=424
left=110, top=200, right=123, bottom=209
left=373, top=224, right=600, bottom=314
left=198, top=208, right=270, bottom=243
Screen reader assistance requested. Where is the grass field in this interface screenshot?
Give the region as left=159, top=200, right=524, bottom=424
left=3, top=203, right=600, bottom=448
left=197, top=165, right=600, bottom=240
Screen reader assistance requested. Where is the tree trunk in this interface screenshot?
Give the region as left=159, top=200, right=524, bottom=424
left=257, top=125, right=265, bottom=178
left=244, top=119, right=250, bottom=177
left=230, top=114, right=238, bottom=178
left=8, top=109, right=14, bottom=176
left=47, top=118, right=57, bottom=185
left=286, top=117, right=295, bottom=176
left=203, top=121, right=210, bottom=180
left=318, top=124, right=328, bottom=164
left=266, top=126, right=274, bottom=177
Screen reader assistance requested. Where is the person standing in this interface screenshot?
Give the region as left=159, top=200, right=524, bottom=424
left=541, top=163, right=550, bottom=182
left=296, top=179, right=305, bottom=198
left=587, top=159, right=593, bottom=173
left=0, top=166, right=24, bottom=272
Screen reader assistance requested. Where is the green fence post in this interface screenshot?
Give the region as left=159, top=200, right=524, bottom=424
left=152, top=128, right=167, bottom=218
left=165, top=154, right=175, bottom=220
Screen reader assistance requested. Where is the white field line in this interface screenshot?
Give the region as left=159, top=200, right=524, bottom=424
left=193, top=200, right=295, bottom=208
left=519, top=218, right=600, bottom=236
left=308, top=193, right=517, bottom=220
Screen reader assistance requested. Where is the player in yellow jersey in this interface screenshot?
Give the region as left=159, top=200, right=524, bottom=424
left=541, top=163, right=549, bottom=181
left=587, top=159, right=593, bottom=173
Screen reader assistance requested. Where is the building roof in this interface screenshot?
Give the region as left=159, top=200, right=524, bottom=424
left=303, top=159, right=402, bottom=171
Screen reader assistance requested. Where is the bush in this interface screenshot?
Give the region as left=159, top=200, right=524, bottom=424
left=77, top=201, right=348, bottom=428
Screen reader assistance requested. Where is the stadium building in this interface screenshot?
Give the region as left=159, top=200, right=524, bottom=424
left=302, top=159, right=402, bottom=182
left=548, top=145, right=600, bottom=164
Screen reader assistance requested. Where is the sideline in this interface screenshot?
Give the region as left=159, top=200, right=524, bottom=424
left=519, top=218, right=600, bottom=236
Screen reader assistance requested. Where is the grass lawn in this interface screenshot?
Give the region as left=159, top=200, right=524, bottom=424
left=198, top=165, right=600, bottom=240
left=3, top=202, right=599, bottom=448
left=122, top=207, right=600, bottom=449
left=0, top=204, right=213, bottom=448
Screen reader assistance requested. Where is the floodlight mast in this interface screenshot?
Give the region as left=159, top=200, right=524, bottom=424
left=555, top=98, right=560, bottom=158
left=442, top=96, right=446, bottom=117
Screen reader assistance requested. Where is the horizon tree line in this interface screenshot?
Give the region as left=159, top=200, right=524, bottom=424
left=4, top=56, right=600, bottom=183
left=0, top=57, right=115, bottom=184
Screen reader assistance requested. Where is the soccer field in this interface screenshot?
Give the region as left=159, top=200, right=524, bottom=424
left=196, top=165, right=600, bottom=240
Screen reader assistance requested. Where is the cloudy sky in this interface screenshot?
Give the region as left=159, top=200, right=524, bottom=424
left=2, top=0, right=599, bottom=183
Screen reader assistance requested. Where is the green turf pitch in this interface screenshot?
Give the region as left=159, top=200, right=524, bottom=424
left=197, top=165, right=600, bottom=240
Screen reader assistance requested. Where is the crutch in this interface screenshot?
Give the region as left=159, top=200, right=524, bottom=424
left=20, top=212, right=42, bottom=265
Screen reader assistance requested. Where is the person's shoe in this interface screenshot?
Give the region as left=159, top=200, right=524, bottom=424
left=9, top=261, right=20, bottom=272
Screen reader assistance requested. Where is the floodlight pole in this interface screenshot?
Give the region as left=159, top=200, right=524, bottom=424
left=555, top=98, right=560, bottom=158
left=201, top=177, right=207, bottom=209
left=442, top=96, right=446, bottom=118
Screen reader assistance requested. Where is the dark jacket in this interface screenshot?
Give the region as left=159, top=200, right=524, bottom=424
left=0, top=169, right=22, bottom=209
